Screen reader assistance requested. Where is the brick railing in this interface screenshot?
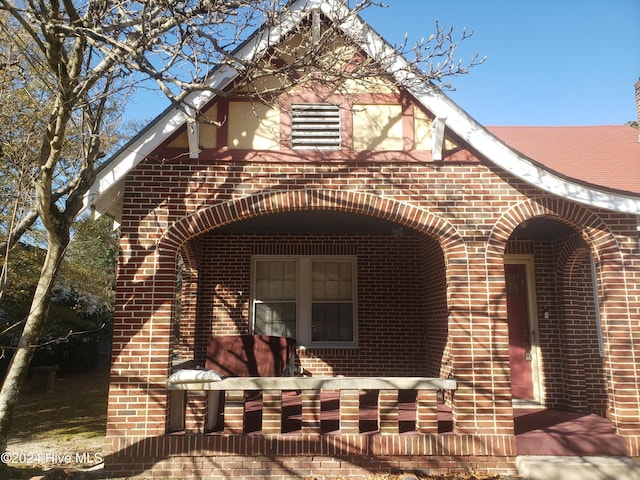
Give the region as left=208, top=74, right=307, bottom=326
left=167, top=375, right=457, bottom=435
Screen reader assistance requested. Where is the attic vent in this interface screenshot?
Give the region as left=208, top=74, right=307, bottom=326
left=291, top=104, right=340, bottom=150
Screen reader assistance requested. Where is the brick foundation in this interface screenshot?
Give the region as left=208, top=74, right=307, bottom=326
left=103, top=434, right=517, bottom=479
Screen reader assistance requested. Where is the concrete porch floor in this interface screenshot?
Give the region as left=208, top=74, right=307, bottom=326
left=513, top=407, right=627, bottom=456
left=236, top=391, right=627, bottom=456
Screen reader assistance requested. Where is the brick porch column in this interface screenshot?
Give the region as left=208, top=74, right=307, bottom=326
left=104, top=237, right=178, bottom=458
left=598, top=244, right=640, bottom=456
left=448, top=255, right=515, bottom=437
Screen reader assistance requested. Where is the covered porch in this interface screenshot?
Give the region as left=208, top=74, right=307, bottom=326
left=101, top=186, right=640, bottom=477
left=145, top=194, right=640, bottom=469
left=167, top=374, right=626, bottom=457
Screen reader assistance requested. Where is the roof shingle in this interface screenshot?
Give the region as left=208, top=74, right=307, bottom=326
left=488, top=125, right=640, bottom=195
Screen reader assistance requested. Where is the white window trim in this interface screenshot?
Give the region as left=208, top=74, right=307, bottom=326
left=250, top=255, right=358, bottom=349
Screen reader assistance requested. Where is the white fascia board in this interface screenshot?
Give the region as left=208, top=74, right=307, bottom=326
left=83, top=66, right=234, bottom=213
left=411, top=82, right=640, bottom=215
left=337, top=12, right=640, bottom=214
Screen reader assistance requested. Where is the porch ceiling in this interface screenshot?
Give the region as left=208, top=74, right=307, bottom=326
left=212, top=211, right=419, bottom=236
left=511, top=217, right=576, bottom=241
left=215, top=211, right=575, bottom=240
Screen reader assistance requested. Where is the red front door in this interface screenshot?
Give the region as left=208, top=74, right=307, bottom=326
left=505, top=263, right=535, bottom=400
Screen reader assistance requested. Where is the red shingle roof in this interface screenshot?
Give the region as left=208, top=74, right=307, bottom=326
left=487, top=125, right=640, bottom=195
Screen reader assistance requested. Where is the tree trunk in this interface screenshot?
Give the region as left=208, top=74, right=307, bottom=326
left=0, top=234, right=68, bottom=457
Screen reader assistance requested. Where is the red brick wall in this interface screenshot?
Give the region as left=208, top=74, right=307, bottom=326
left=103, top=434, right=517, bottom=478
left=420, top=235, right=450, bottom=378
left=192, top=233, right=437, bottom=376
left=565, top=252, right=606, bottom=409
left=106, top=155, right=640, bottom=477
left=557, top=237, right=608, bottom=414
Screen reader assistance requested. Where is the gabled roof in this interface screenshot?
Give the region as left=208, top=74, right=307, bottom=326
left=85, top=0, right=640, bottom=223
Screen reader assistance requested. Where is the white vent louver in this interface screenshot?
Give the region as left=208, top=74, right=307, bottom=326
left=291, top=104, right=340, bottom=150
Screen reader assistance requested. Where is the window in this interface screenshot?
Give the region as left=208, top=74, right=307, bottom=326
left=254, top=260, right=297, bottom=338
left=291, top=104, right=340, bottom=150
left=252, top=257, right=356, bottom=347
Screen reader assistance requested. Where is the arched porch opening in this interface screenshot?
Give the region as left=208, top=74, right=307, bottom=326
left=505, top=216, right=607, bottom=415
left=172, top=209, right=451, bottom=380
left=488, top=197, right=640, bottom=455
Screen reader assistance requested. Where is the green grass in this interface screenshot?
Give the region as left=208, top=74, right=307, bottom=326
left=10, top=368, right=109, bottom=444
left=4, top=368, right=109, bottom=480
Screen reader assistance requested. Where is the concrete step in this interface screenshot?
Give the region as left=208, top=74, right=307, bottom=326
left=517, top=456, right=640, bottom=480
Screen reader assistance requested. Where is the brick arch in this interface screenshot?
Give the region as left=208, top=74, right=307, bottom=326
left=487, top=196, right=640, bottom=443
left=179, top=235, right=201, bottom=272
left=487, top=196, right=612, bottom=258
left=557, top=234, right=591, bottom=286
left=486, top=196, right=623, bottom=297
left=484, top=196, right=612, bottom=341
left=158, top=188, right=470, bottom=397
left=158, top=189, right=465, bottom=259
left=556, top=237, right=608, bottom=414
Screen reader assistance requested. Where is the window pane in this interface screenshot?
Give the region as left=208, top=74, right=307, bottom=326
left=255, top=302, right=296, bottom=338
left=312, top=261, right=352, bottom=301
left=312, top=303, right=353, bottom=342
left=255, top=260, right=296, bottom=300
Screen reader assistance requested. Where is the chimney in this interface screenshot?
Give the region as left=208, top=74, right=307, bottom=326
left=635, top=77, right=640, bottom=124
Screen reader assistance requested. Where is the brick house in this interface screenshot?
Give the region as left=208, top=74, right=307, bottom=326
left=85, top=0, right=640, bottom=477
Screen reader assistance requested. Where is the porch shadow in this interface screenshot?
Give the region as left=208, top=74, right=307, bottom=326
left=224, top=391, right=625, bottom=457
left=99, top=404, right=627, bottom=478
left=240, top=389, right=454, bottom=435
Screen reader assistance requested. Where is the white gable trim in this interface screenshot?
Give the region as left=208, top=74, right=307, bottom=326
left=410, top=83, right=640, bottom=214
left=85, top=1, right=321, bottom=218
left=85, top=0, right=640, bottom=220
left=334, top=9, right=640, bottom=214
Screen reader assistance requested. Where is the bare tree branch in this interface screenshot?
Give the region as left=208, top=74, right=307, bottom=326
left=0, top=0, right=483, bottom=462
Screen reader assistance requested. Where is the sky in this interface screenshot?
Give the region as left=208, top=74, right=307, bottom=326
left=128, top=0, right=640, bottom=127
left=360, top=0, right=640, bottom=126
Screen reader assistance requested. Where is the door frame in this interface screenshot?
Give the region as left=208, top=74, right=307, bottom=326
left=504, top=254, right=545, bottom=405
